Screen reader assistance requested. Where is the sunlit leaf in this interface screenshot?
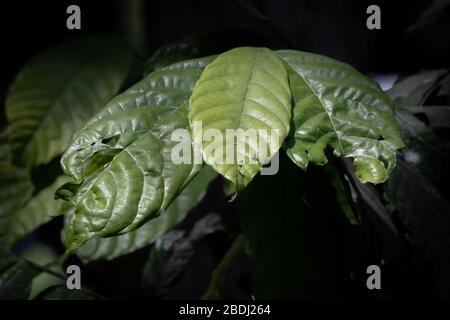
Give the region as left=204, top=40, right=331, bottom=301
left=189, top=47, right=291, bottom=190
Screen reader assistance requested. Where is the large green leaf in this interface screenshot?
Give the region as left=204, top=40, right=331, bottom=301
left=5, top=35, right=134, bottom=167
left=61, top=57, right=215, bottom=252
left=278, top=50, right=404, bottom=184
left=75, top=166, right=216, bottom=261
left=189, top=47, right=292, bottom=190
left=0, top=176, right=70, bottom=248
left=240, top=153, right=355, bottom=298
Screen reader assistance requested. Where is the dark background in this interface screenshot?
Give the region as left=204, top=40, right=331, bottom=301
left=1, top=0, right=449, bottom=130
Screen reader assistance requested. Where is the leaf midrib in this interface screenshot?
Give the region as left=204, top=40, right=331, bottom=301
left=232, top=48, right=261, bottom=185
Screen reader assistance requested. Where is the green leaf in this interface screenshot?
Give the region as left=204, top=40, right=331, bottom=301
left=5, top=35, right=134, bottom=167
left=278, top=50, right=404, bottom=184
left=0, top=249, right=34, bottom=299
left=75, top=166, right=217, bottom=261
left=189, top=47, right=292, bottom=190
left=240, top=153, right=355, bottom=298
left=61, top=57, right=215, bottom=252
left=0, top=176, right=70, bottom=248
left=21, top=243, right=63, bottom=300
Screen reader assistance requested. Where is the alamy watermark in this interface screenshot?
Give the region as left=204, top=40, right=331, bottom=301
left=366, top=5, right=381, bottom=30
left=366, top=264, right=381, bottom=290
left=66, top=264, right=81, bottom=290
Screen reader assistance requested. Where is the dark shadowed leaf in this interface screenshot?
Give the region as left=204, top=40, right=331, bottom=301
left=202, top=234, right=246, bottom=300
left=0, top=176, right=70, bottom=248
left=0, top=163, right=34, bottom=248
left=387, top=69, right=448, bottom=107
left=0, top=249, right=34, bottom=300
left=142, top=213, right=224, bottom=298
left=75, top=166, right=217, bottom=262
left=385, top=158, right=450, bottom=298
left=394, top=106, right=450, bottom=185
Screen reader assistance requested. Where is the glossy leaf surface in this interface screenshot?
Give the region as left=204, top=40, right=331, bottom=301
left=61, top=57, right=215, bottom=251
left=76, top=166, right=216, bottom=261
